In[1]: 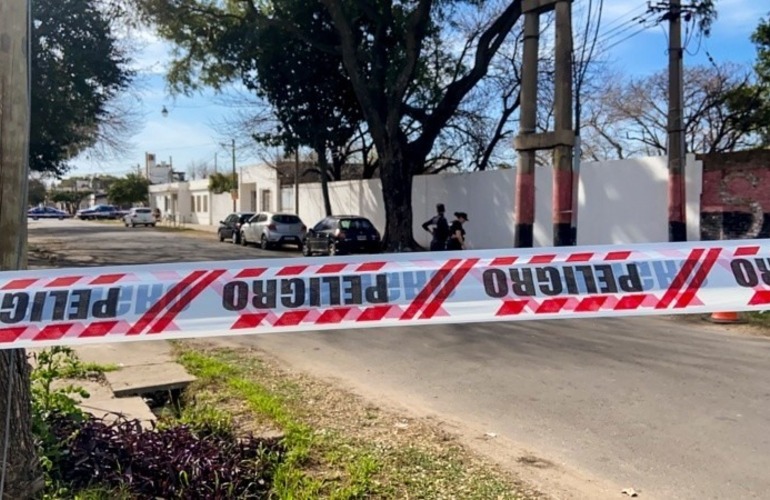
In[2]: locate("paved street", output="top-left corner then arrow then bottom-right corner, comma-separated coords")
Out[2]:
28,219 -> 770,500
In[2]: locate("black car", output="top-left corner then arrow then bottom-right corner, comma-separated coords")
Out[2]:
218,212 -> 256,244
302,216 -> 381,256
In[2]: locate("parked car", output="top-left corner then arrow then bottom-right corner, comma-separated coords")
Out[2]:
27,206 -> 70,220
217,212 -> 256,244
241,212 -> 306,250
77,204 -> 120,220
123,207 -> 156,227
302,216 -> 381,256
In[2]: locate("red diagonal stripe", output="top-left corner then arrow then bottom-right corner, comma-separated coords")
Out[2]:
536,298 -> 569,314
79,321 -> 119,338
89,274 -> 126,285
400,259 -> 462,320
735,246 -> 760,256
567,253 -> 594,262
615,294 -> 648,310
316,307 -> 352,324
655,249 -> 704,309
605,251 -> 632,261
127,270 -> 207,335
529,254 -> 556,264
420,259 -> 479,319
674,248 -> 722,308
277,265 -> 308,276
2,279 -> 38,290
0,327 -> 26,343
148,270 -> 226,334
34,323 -> 75,341
274,310 -> 309,326
491,257 -> 517,266
749,290 -> 770,305
356,262 -> 386,272
357,305 -> 392,321
317,263 -> 347,274
496,300 -> 527,316
575,296 -> 608,312
235,268 -> 267,278
232,313 -> 268,329
46,276 -> 83,287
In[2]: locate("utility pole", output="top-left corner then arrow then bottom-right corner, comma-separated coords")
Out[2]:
0,0 -> 43,497
214,152 -> 218,174
514,0 -> 575,248
667,0 -> 686,241
231,139 -> 237,211
513,9 -> 539,248
294,149 -> 300,215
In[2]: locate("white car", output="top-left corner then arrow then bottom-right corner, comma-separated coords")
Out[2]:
123,207 -> 156,227
240,212 -> 306,250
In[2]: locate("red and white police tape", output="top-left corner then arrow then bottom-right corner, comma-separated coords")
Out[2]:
0,239 -> 768,349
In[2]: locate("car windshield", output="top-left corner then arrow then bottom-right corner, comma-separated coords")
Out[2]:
239,213 -> 255,223
339,218 -> 373,230
272,215 -> 301,224
135,208 -> 151,214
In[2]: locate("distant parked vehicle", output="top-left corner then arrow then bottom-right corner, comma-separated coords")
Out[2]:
217,212 -> 256,244
241,212 -> 306,250
27,206 -> 70,220
77,204 -> 120,220
302,216 -> 381,256
124,207 -> 156,228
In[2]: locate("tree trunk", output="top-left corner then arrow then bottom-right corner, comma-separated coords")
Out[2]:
379,144 -> 419,252
1,0 -> 42,497
315,143 -> 333,216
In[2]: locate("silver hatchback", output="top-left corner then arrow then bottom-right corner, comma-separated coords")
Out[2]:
241,212 -> 306,250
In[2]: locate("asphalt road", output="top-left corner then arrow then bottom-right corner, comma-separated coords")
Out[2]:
28,219 -> 770,499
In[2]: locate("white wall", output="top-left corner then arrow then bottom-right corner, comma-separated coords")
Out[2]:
238,163 -> 280,213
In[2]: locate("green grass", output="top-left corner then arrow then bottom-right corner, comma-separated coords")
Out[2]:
176,346 -> 531,500
59,361 -> 119,379
747,311 -> 770,328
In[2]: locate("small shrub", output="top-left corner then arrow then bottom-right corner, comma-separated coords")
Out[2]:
48,416 -> 284,499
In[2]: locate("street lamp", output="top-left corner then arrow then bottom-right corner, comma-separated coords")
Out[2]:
161,106 -> 168,118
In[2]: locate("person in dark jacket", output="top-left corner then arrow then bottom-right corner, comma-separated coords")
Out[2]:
422,203 -> 449,251
446,212 -> 468,250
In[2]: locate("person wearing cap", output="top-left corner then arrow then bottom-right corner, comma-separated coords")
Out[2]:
446,212 -> 468,250
422,203 -> 449,251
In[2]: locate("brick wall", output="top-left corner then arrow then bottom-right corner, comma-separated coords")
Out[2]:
699,149 -> 770,240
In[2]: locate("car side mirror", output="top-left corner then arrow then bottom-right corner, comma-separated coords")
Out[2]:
308,228 -> 315,235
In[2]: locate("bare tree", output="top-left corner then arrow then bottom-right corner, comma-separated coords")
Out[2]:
582,62 -> 765,158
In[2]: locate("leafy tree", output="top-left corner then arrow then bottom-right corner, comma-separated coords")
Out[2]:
31,0 -> 134,176
28,179 -> 48,206
51,190 -> 93,214
107,174 -> 150,207
208,173 -> 238,195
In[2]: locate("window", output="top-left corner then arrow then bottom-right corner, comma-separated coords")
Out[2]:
261,190 -> 271,211
257,213 -> 268,223
340,218 -> 373,230
272,214 -> 301,224
203,195 -> 208,212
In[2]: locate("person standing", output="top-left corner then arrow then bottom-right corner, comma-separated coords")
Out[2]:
422,203 -> 449,251
446,212 -> 468,250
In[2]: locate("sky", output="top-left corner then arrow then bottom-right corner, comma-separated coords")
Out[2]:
67,0 -> 768,178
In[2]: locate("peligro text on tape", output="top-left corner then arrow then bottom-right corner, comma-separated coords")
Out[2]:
0,239 -> 768,349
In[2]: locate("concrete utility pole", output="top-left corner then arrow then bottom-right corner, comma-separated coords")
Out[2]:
231,139 -> 237,211
514,0 -> 575,248
667,0 -> 686,241
0,0 -> 42,497
294,149 -> 300,215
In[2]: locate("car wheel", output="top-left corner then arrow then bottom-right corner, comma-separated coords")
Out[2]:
150,223 -> 156,227
58,216 -> 64,220
297,242 -> 304,252
302,241 -> 312,257
241,232 -> 248,246
131,223 -> 136,228
260,234 -> 270,250
218,230 -> 225,242
231,231 -> 239,244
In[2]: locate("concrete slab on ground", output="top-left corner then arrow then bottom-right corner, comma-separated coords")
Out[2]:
73,341 -> 175,367
105,362 -> 197,397
57,379 -> 157,427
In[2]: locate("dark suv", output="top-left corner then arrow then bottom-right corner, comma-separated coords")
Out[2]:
218,212 -> 256,244
302,216 -> 381,256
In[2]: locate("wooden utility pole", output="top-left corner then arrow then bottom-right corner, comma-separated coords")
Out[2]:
514,0 -> 575,248
0,0 -> 43,497
667,0 -> 687,241
231,138 -> 237,211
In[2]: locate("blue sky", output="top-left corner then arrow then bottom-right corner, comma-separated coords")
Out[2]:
68,0 -> 768,178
